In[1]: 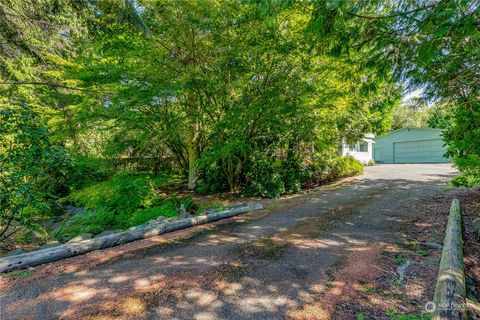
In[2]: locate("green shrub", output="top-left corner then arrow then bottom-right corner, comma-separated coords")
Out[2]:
243,149 -> 317,198
68,170 -> 174,214
129,202 -> 179,226
281,151 -> 310,194
385,308 -> 431,320
54,209 -> 112,238
198,149 -> 363,199
244,155 -> 286,198
451,155 -> 480,188
451,174 -> 480,188
55,171 -> 184,239
331,155 -> 365,178
307,155 -> 364,186
196,161 -> 230,195
54,200 -> 184,240
65,156 -> 113,191
0,105 -> 72,241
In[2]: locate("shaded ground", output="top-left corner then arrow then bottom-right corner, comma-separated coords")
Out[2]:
0,164 -> 459,320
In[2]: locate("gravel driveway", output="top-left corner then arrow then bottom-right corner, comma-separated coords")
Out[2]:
0,164 -> 457,320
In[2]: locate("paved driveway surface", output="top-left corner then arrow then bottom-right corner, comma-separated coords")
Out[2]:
0,164 -> 456,320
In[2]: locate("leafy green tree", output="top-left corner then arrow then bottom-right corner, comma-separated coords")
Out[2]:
66,0 -> 397,194
310,0 -> 480,182
0,102 -> 71,240
425,101 -> 454,130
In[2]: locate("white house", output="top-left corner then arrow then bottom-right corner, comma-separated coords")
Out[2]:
342,133 -> 375,164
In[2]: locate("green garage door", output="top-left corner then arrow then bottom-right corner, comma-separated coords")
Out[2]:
394,139 -> 446,163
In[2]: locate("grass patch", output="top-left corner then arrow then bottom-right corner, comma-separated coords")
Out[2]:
385,308 -> 431,320
232,238 -> 288,260
3,268 -> 34,280
359,284 -> 378,293
395,241 -> 429,257
394,253 -> 409,265
356,312 -> 366,320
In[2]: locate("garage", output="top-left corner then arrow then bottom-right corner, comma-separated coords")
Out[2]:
373,128 -> 450,164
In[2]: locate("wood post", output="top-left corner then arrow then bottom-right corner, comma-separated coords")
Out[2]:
433,198 -> 467,319
0,203 -> 263,273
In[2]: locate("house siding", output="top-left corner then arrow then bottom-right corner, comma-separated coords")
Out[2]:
373,128 -> 449,164
342,138 -> 374,164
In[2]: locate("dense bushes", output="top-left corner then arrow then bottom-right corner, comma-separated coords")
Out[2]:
243,151 -> 311,198
65,156 -> 113,191
0,105 -> 72,241
305,155 -> 364,187
330,156 -> 365,178
252,155 -> 364,198
55,171 -> 185,239
1,1 -> 389,245
69,170 -> 161,216
450,155 -> 480,188
199,151 -> 364,198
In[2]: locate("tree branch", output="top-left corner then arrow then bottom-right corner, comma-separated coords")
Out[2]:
347,1 -> 443,20
0,81 -> 109,93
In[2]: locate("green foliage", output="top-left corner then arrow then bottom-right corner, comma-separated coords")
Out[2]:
391,99 -> 430,131
0,103 -> 71,240
356,312 -> 366,320
65,156 -> 113,191
244,155 -> 287,198
196,161 -> 230,195
451,174 -> 480,188
386,308 -> 431,320
243,155 -> 364,198
55,171 -> 185,239
129,204 -> 178,226
65,0 -> 395,195
391,99 -> 454,131
54,200 -> 180,240
330,156 -> 365,178
4,269 -> 34,281
425,102 -> 454,130
68,170 -> 172,216
310,0 -> 479,185
1,1 -> 410,242
451,156 -> 480,188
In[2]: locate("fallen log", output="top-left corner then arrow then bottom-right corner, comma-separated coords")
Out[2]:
433,198 -> 467,320
0,203 -> 263,273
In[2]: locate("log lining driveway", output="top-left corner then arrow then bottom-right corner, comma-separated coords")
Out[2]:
0,164 -> 456,320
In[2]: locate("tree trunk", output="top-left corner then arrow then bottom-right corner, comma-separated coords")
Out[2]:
187,126 -> 200,190
224,155 -> 242,193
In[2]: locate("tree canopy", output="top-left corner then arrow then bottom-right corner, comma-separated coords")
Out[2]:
0,0 -> 478,242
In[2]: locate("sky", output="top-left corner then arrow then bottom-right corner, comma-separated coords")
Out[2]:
402,88 -> 424,103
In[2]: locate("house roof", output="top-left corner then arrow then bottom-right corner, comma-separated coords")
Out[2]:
387,127 -> 443,134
